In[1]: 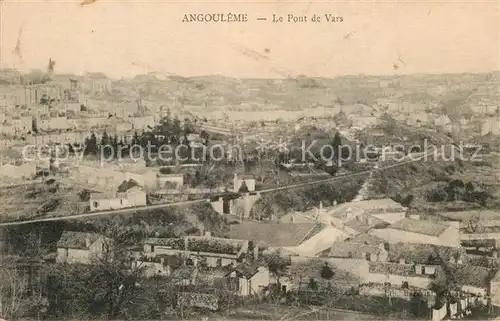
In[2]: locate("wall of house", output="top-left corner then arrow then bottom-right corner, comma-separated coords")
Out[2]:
249,267 -> 270,295
238,278 -> 250,296
56,248 -> 69,263
461,285 -> 487,296
90,197 -> 123,211
492,281 -> 500,308
432,303 -> 447,321
66,248 -> 91,264
89,236 -> 106,261
127,190 -> 147,207
365,273 -> 432,289
369,228 -> 442,246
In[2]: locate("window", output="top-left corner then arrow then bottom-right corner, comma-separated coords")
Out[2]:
120,199 -> 123,205
150,245 -> 154,252
93,201 -> 99,208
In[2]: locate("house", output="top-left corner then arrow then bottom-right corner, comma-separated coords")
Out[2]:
369,218 -> 460,247
226,263 -> 271,296
387,242 -> 466,267
228,222 -> 344,256
452,265 -> 493,297
89,186 -> 147,211
326,240 -> 388,262
323,198 -> 406,228
366,261 -> 438,289
143,233 -> 252,267
56,231 -> 110,264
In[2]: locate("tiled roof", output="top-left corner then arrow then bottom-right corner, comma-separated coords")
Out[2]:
388,218 -> 449,237
388,242 -> 465,265
346,233 -> 386,246
328,241 -> 381,258
144,238 -> 184,249
56,231 -> 101,250
439,210 -> 500,222
185,236 -> 246,255
369,262 -> 419,277
344,215 -> 388,233
227,262 -> 263,279
228,222 -> 319,247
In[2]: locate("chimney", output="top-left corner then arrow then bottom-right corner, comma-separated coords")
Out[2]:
85,236 -> 90,248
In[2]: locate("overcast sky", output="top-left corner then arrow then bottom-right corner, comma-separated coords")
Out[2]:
1,0 -> 498,78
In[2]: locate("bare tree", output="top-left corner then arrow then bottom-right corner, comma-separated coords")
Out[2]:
0,266 -> 28,319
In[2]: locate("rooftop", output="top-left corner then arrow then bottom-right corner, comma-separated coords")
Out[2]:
228,222 -> 320,247
388,218 -> 450,237
56,231 -> 102,250
388,242 -> 465,265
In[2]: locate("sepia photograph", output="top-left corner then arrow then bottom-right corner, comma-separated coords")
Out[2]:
0,0 -> 499,320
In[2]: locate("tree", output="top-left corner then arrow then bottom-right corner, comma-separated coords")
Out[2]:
267,251 -> 287,287
320,262 -> 334,280
0,267 -> 28,319
100,131 -> 112,158
84,133 -> 98,155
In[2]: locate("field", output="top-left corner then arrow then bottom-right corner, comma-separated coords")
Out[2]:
0,182 -> 87,221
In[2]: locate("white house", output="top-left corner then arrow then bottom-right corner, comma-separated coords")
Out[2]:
369,218 -> 460,247
226,263 -> 271,296
89,186 -> 147,211
56,231 -> 110,264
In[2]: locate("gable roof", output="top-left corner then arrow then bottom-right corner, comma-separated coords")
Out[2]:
388,218 -> 449,237
328,241 -> 381,258
346,233 -> 386,246
57,231 -> 101,250
228,222 -> 320,247
344,215 -> 388,233
227,262 -> 265,279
